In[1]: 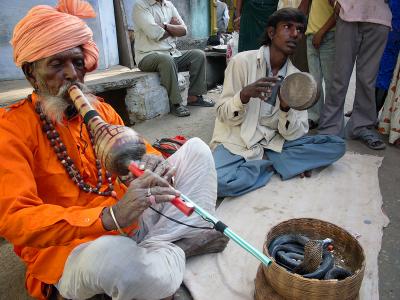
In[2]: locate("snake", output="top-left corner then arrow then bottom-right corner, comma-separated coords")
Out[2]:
324,266 -> 353,280
268,234 -> 353,280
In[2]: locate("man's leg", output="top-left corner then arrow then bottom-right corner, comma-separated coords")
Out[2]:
56,235 -> 185,300
318,18 -> 359,137
266,135 -> 345,180
345,23 -> 390,138
212,144 -> 274,197
318,31 -> 336,122
306,34 -> 324,126
138,53 -> 183,106
135,138 -> 228,256
174,49 -> 208,101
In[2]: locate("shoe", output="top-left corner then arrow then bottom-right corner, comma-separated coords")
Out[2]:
171,104 -> 190,117
357,127 -> 386,150
187,95 -> 215,107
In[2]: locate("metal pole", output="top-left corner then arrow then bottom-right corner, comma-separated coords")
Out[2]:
180,194 -> 271,266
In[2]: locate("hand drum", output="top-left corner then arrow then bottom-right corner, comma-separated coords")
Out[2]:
280,72 -> 318,111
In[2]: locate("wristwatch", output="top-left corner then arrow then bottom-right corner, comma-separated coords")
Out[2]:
163,22 -> 168,31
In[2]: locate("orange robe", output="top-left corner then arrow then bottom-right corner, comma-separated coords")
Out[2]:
0,93 -> 160,299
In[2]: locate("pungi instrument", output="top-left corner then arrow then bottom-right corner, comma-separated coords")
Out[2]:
69,85 -> 271,266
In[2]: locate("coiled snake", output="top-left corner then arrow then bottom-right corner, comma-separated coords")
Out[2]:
268,234 -> 352,280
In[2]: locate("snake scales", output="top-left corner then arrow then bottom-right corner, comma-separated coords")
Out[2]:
268,234 -> 352,280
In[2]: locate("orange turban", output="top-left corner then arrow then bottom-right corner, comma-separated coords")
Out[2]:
11,0 -> 99,72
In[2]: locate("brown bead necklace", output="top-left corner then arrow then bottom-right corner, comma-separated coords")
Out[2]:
34,102 -> 115,197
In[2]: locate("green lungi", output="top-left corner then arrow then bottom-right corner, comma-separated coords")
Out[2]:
238,0 -> 279,52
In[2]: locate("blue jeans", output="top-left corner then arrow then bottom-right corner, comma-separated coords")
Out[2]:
213,134 -> 345,197
306,31 -> 335,123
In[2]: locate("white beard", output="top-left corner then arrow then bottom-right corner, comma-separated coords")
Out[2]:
37,83 -> 98,124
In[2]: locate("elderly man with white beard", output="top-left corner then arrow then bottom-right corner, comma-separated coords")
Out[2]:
0,1 -> 228,300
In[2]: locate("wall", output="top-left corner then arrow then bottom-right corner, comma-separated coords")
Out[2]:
189,0 -> 209,39
0,0 -> 119,80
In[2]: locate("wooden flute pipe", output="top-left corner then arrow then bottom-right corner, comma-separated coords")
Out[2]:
68,85 -> 146,176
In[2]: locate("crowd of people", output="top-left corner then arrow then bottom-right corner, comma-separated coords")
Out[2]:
0,0 -> 398,299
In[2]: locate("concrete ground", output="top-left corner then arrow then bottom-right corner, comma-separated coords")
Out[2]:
1,87 -> 399,300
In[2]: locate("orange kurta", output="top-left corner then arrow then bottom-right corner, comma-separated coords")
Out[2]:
0,93 -> 160,299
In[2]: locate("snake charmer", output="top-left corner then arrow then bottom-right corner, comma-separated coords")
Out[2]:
0,1 -> 228,299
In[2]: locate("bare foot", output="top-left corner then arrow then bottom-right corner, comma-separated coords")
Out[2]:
175,231 -> 229,258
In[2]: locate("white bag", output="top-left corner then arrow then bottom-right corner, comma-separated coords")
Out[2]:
226,31 -> 239,64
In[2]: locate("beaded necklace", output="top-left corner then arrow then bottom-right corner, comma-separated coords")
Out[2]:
34,100 -> 115,197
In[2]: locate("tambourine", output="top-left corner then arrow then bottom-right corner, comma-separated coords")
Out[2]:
279,72 -> 319,111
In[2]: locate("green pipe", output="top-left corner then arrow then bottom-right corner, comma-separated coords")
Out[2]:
180,194 -> 271,266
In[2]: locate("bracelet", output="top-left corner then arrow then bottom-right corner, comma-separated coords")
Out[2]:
109,206 -> 127,236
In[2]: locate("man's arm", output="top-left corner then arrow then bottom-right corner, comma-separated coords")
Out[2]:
163,19 -> 186,38
167,5 -> 187,37
311,13 -> 336,49
0,125 -> 111,248
234,0 -> 243,30
298,0 -> 311,15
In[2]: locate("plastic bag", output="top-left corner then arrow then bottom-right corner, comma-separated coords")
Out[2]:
226,31 -> 239,64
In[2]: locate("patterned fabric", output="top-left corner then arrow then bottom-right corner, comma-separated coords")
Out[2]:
378,54 -> 400,144
376,0 -> 400,90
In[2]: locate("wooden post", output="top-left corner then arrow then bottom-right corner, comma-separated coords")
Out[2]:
113,0 -> 135,68
210,0 -> 218,35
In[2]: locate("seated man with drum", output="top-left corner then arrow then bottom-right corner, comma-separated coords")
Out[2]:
210,8 -> 345,197
0,1 -> 228,299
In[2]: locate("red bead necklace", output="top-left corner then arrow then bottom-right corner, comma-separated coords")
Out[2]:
35,102 -> 115,196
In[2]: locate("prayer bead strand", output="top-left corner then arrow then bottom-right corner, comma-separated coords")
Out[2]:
35,103 -> 114,196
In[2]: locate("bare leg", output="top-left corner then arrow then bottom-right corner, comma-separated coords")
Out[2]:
175,231 -> 229,258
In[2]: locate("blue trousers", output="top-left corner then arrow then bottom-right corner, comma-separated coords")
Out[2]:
213,135 -> 345,197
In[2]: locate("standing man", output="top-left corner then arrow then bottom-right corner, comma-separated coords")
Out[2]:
211,8 -> 345,197
133,0 -> 215,117
217,0 -> 230,34
301,0 -> 336,129
318,0 -> 392,150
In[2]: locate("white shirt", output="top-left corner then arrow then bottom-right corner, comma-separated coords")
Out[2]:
210,46 -> 309,160
132,0 -> 187,64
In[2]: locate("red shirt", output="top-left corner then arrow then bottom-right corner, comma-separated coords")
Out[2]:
0,93 -> 160,299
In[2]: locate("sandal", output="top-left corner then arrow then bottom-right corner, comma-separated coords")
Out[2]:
171,105 -> 190,117
187,95 -> 215,107
357,127 -> 386,150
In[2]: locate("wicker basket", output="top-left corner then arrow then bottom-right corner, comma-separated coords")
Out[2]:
259,218 -> 365,300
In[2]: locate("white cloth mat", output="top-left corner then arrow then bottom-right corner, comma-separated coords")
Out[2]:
184,152 -> 388,300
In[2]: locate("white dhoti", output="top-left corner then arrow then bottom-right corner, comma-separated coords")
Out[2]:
56,138 -> 217,300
